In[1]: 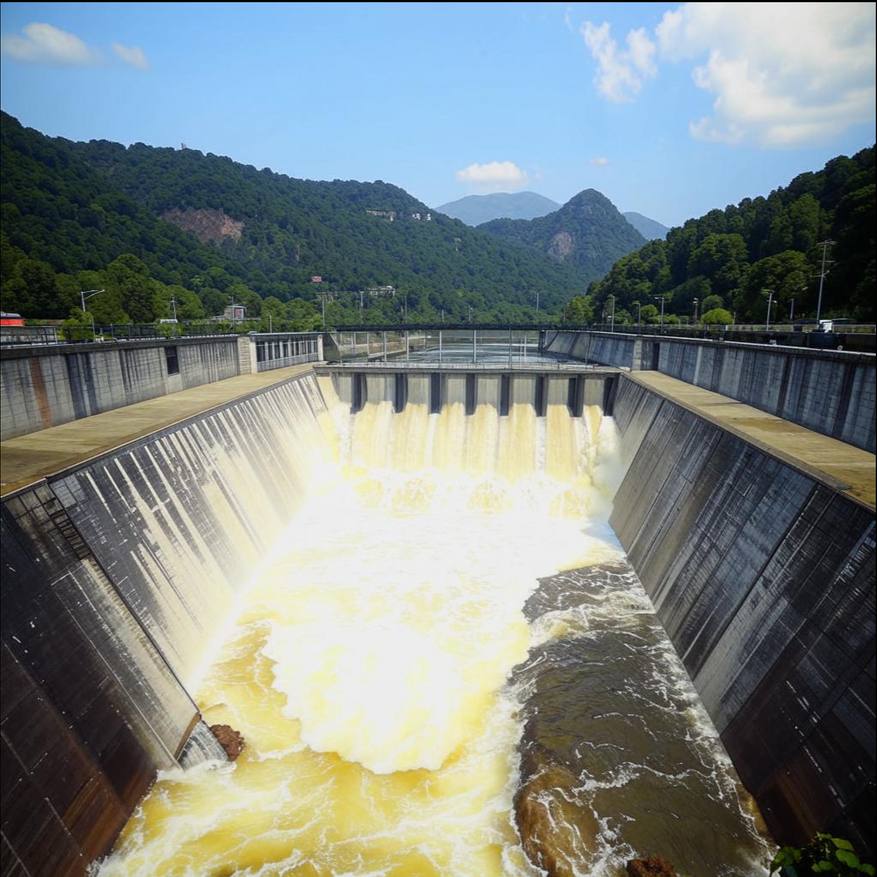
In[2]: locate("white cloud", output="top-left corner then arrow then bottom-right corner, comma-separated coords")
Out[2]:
657,3 -> 876,146
112,42 -> 149,70
455,161 -> 528,190
577,3 -> 876,147
1,22 -> 97,66
590,157 -> 610,166
581,21 -> 657,102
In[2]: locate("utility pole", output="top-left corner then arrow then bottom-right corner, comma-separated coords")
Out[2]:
815,239 -> 835,324
609,294 -> 615,332
170,297 -> 178,321
693,297 -> 699,324
636,301 -> 642,326
763,289 -> 775,331
534,291 -> 540,318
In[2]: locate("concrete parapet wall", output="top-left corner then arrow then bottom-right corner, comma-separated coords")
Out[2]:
0,333 -> 324,441
545,330 -> 876,451
611,375 -> 876,851
1,337 -> 239,440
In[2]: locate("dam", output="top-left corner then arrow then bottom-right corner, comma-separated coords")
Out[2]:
1,331 -> 874,876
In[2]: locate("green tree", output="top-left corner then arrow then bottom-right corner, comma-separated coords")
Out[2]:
106,254 -> 155,322
286,298 -> 322,330
701,294 -> 724,312
740,250 -> 809,321
688,233 -> 749,298
701,307 -> 734,325
640,303 -> 660,324
561,294 -> 594,325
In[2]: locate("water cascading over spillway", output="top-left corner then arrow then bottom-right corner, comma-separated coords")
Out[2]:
95,375 -> 772,876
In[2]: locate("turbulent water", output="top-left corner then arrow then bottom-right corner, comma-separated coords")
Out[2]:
95,377 -> 772,877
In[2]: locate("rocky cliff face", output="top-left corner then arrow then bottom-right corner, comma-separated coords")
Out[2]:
162,207 -> 244,245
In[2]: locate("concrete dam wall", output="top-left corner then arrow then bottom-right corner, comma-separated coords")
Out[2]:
544,330 -> 876,452
610,374 -> 875,851
1,373 -> 331,875
1,363 -> 873,873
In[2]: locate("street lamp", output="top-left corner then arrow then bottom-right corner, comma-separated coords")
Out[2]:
80,288 -> 104,313
79,288 -> 104,335
763,289 -> 775,331
608,294 -> 616,332
693,297 -> 699,324
653,295 -> 666,328
635,301 -> 642,326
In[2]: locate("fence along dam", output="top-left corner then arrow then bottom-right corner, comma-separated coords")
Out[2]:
1,354 -> 874,875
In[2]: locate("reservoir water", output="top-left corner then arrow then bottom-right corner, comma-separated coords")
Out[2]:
94,377 -> 772,876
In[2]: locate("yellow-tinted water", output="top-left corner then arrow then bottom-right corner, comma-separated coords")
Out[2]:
96,396 -> 623,877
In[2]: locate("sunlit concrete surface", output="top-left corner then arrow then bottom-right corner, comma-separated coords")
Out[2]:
0,363 -> 315,496
628,371 -> 875,511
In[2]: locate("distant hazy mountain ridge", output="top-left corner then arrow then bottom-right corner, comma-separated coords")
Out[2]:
436,191 -> 560,225
623,211 -> 669,240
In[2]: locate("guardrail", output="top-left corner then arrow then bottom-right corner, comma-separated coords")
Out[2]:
1,322 -> 323,346
319,361 -> 613,372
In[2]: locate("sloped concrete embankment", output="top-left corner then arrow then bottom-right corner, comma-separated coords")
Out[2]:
610,374 -> 875,852
1,373 -> 329,875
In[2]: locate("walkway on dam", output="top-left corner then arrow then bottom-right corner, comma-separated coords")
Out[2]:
0,363 -> 315,497
629,371 -> 876,511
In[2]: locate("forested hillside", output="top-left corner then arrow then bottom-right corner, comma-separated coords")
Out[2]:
478,189 -> 646,283
0,112 -> 588,325
588,147 -> 875,323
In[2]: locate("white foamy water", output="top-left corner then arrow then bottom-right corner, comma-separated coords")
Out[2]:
95,382 -> 765,876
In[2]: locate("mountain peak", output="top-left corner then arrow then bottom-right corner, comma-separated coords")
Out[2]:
477,188 -> 646,283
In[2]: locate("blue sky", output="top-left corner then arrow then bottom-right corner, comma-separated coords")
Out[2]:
1,2 -> 874,226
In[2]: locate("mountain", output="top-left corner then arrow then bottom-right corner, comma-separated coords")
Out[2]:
477,189 -> 647,284
623,211 -> 669,240
590,146 -> 875,323
436,191 -> 560,226
0,112 -> 589,323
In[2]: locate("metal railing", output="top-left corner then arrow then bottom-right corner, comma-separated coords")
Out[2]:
320,360 -> 613,372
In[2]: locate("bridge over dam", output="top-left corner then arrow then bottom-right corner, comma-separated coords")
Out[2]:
0,331 -> 874,875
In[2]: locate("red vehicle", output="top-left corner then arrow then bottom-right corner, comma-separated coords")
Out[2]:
0,312 -> 25,327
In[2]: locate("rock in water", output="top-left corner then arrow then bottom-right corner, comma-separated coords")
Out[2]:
626,856 -> 678,876
210,724 -> 245,760
514,745 -> 600,876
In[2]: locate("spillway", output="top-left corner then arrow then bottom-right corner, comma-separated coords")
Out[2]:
78,374 -> 767,876
2,363 -> 872,876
